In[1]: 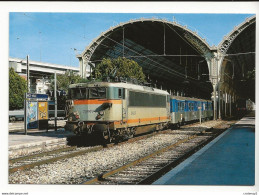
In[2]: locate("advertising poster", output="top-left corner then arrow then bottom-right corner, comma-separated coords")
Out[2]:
38,101 -> 48,120
26,101 -> 38,129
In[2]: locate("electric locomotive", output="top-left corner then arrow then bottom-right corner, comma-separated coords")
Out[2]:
65,81 -> 170,142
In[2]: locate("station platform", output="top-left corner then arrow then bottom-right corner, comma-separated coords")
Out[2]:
9,129 -> 74,158
153,112 -> 255,185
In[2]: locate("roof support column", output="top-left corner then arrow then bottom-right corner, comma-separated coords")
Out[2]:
213,85 -> 217,120
209,50 -> 219,120
163,23 -> 166,55
229,94 -> 232,117
122,27 -> 125,57
78,55 -> 85,78
225,92 -> 227,117
218,82 -> 221,119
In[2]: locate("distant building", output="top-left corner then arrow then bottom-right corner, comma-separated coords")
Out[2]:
9,57 -> 79,94
36,78 -> 51,94
246,99 -> 255,110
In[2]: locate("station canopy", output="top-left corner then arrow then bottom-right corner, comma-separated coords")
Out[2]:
82,18 -> 213,99
218,16 -> 255,101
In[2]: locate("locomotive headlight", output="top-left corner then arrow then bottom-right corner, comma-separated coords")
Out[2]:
74,112 -> 80,119
96,111 -> 104,120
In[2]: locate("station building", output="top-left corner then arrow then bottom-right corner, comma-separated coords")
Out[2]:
9,57 -> 80,94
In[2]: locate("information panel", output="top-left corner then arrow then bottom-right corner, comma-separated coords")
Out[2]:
38,101 -> 48,120
26,101 -> 38,129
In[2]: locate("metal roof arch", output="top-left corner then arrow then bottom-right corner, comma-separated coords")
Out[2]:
218,15 -> 255,55
80,17 -> 213,63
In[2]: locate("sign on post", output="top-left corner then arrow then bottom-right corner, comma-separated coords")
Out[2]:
38,101 -> 48,120
24,93 -> 49,134
26,101 -> 38,129
27,93 -> 48,99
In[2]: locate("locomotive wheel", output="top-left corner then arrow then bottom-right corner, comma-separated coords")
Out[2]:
102,129 -> 112,144
10,117 -> 16,122
177,122 -> 181,129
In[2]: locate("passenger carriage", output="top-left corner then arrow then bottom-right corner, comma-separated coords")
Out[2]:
169,96 -> 213,126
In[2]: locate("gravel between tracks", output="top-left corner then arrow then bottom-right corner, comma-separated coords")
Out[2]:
9,133 -> 191,184
9,120 -> 226,184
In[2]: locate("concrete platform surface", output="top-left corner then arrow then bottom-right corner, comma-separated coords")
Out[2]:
9,120 -> 66,132
153,113 -> 255,185
9,129 -> 73,146
9,129 -> 74,157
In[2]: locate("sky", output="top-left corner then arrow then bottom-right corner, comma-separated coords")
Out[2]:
9,13 -> 254,67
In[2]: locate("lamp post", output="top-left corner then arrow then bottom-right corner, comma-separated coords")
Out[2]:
39,31 -> 42,61
54,72 -> 57,131
27,55 -> 30,93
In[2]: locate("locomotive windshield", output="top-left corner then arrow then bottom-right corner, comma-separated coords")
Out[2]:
89,87 -> 106,99
68,87 -> 106,100
70,88 -> 88,100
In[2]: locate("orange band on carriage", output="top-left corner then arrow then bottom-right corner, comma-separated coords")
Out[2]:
74,99 -> 122,105
114,116 -> 169,125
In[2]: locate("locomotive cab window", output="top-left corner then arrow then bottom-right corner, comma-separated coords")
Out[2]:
118,88 -> 125,99
70,88 -> 88,100
89,87 -> 106,99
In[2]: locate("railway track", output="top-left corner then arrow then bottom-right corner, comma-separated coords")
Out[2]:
9,128 -> 184,174
9,145 -> 105,174
82,128 -> 222,185
9,120 -> 231,184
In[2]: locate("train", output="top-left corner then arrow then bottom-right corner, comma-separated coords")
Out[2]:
65,81 -> 213,142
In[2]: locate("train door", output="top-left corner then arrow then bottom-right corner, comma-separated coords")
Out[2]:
119,88 -> 127,122
166,95 -> 170,121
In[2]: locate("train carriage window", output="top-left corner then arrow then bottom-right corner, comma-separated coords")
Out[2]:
129,91 -> 166,107
118,88 -> 125,99
118,88 -> 122,98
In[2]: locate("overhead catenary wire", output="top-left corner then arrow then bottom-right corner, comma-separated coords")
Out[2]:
221,51 -> 255,57
98,35 -> 200,82
95,42 -> 188,81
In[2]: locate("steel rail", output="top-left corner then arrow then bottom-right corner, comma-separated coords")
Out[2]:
82,134 -> 198,185
9,129 -> 179,174
9,121 -> 216,175
137,130 -> 223,184
9,146 -> 77,164
9,145 -> 103,174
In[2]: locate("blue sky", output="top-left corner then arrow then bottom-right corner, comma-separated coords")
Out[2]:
9,13 -> 254,67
